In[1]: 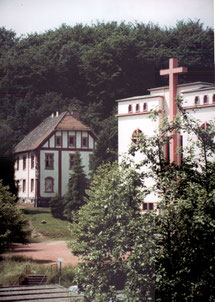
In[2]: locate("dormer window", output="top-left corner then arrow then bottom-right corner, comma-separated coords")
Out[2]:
68,135 -> 75,148
143,103 -> 148,111
203,95 -> 208,104
82,137 -> 89,148
55,136 -> 62,147
136,104 -> 140,112
128,105 -> 132,113
194,96 -> 199,105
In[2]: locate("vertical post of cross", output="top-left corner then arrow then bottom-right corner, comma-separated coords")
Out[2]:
160,58 -> 188,164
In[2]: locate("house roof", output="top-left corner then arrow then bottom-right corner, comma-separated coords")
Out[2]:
14,112 -> 94,154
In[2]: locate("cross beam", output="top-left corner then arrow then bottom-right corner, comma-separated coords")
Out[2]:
160,58 -> 188,163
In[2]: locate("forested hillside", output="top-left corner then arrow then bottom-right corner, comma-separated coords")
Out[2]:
0,20 -> 213,188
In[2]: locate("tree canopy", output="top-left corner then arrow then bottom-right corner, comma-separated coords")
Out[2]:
0,20 -> 213,187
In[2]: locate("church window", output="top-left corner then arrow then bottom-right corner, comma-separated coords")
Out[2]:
44,177 -> 54,193
45,154 -> 54,169
31,155 -> 34,169
143,103 -> 148,111
131,129 -> 142,145
213,94 -> 215,104
128,105 -> 132,113
55,136 -> 62,147
200,122 -> 213,144
31,179 -> 34,192
82,136 -> 88,148
23,156 -> 26,170
136,104 -> 140,112
194,96 -> 199,105
23,179 -> 26,192
68,135 -> 75,148
203,95 -> 208,104
143,202 -> 154,211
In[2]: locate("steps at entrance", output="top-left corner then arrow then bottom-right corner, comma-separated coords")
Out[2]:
21,275 -> 47,286
0,285 -> 83,301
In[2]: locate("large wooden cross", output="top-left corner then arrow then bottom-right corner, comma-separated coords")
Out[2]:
160,58 -> 188,163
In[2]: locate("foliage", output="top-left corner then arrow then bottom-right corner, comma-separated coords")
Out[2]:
69,161 -> 157,301
49,195 -> 65,220
69,98 -> 215,301
129,100 -> 215,301
63,152 -> 88,221
0,180 -> 28,254
0,255 -> 77,288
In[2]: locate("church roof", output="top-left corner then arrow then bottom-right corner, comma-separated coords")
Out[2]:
14,112 -> 93,153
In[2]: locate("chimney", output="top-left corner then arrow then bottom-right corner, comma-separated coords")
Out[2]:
71,111 -> 80,119
51,113 -> 54,118
56,111 -> 59,117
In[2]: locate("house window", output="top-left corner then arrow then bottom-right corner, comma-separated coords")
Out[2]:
31,179 -> 34,192
131,129 -> 142,144
203,95 -> 208,104
136,104 -> 140,112
16,157 -> 19,170
31,155 -> 34,169
23,179 -> 26,192
45,154 -> 54,170
213,94 -> 215,104
69,153 -> 80,170
82,137 -> 88,148
194,96 -> 199,105
23,156 -> 26,170
69,154 -> 75,169
143,103 -> 148,111
128,105 -> 132,113
143,202 -> 154,211
44,177 -> 54,193
89,154 -> 94,170
16,180 -> 20,191
68,135 -> 75,148
55,136 -> 62,147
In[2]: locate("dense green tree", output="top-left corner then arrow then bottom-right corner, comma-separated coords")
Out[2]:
69,161 -> 157,301
63,152 -> 88,221
0,180 -> 28,254
0,20 -> 213,188
49,194 -> 65,220
69,97 -> 215,301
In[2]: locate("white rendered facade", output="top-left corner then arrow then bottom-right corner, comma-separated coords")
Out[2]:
14,112 -> 96,206
117,81 -> 215,210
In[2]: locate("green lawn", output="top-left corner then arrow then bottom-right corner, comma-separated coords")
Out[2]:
23,208 -> 71,241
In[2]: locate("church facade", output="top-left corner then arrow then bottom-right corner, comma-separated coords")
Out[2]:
117,58 -> 215,210
14,111 -> 96,206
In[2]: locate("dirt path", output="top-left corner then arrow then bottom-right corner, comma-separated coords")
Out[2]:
6,241 -> 79,266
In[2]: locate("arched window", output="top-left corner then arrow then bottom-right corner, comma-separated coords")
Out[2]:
128,105 -> 132,113
200,122 -> 214,144
131,129 -> 142,144
45,177 -> 54,193
194,96 -> 199,105
136,104 -> 140,112
143,103 -> 148,111
203,95 -> 208,104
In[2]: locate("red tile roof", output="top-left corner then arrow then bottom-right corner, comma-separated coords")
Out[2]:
14,112 -> 94,153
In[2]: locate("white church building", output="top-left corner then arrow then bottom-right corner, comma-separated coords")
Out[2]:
117,58 -> 215,211
14,111 -> 96,207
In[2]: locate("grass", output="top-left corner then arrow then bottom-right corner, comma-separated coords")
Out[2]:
0,255 -> 77,287
22,208 -> 72,242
